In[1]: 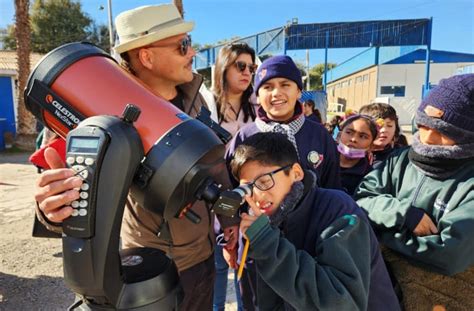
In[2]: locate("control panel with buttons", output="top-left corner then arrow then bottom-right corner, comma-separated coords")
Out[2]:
62,126 -> 109,238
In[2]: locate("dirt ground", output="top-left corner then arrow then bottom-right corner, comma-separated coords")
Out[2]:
0,152 -> 74,310
0,152 -> 237,310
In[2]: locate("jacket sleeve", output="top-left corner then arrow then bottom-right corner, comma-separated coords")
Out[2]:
387,191 -> 474,276
354,155 -> 416,230
246,214 -> 371,311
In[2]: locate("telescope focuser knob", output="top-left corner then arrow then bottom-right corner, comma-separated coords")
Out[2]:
122,104 -> 141,123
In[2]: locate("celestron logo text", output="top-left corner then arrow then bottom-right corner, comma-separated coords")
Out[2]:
46,95 -> 81,127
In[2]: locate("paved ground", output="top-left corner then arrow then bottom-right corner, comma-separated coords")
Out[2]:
0,151 -> 238,310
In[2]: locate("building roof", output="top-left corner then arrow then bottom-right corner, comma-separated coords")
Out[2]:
327,47 -> 474,83
0,50 -> 44,73
384,49 -> 474,64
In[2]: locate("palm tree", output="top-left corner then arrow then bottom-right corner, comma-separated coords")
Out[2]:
14,0 -> 37,150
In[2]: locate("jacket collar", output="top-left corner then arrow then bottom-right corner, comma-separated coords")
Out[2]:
177,73 -> 204,116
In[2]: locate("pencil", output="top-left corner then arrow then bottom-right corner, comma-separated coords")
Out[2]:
237,239 -> 250,281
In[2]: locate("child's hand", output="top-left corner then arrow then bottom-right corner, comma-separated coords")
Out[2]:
239,195 -> 262,238
413,213 -> 439,236
223,246 -> 238,269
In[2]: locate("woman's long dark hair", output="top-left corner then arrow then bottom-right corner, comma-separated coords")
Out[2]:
212,42 -> 256,123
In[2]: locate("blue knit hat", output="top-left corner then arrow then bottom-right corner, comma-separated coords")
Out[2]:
416,74 -> 474,142
254,55 -> 303,95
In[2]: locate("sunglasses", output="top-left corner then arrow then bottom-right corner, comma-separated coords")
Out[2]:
146,35 -> 192,56
234,61 -> 258,74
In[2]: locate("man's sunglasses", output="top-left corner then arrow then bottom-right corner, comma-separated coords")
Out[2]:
146,35 -> 192,56
234,61 -> 258,74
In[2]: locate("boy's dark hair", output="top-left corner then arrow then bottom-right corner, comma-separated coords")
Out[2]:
230,132 -> 298,179
359,103 -> 400,138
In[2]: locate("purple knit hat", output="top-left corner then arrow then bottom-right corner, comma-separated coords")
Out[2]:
416,74 -> 474,142
254,55 -> 303,95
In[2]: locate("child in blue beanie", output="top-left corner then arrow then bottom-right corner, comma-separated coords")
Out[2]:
355,74 -> 474,309
226,55 -> 341,189
233,132 -> 399,310
225,54 -> 342,310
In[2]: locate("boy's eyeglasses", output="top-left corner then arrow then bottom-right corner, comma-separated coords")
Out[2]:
146,35 -> 192,56
247,164 -> 291,192
234,61 -> 258,74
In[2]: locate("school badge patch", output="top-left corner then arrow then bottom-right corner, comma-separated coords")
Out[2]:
307,151 -> 324,169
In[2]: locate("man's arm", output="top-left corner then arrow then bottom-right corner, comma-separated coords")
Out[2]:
245,215 -> 371,311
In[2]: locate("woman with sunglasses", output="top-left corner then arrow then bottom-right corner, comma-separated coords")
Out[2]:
212,43 -> 258,135
211,42 -> 258,311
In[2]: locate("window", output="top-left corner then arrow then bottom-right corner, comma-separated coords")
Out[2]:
380,86 -> 406,97
355,76 -> 362,83
363,74 -> 369,81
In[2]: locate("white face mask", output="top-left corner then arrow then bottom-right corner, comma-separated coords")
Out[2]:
337,142 -> 367,159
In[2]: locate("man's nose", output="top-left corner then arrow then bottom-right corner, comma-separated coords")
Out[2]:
188,46 -> 196,57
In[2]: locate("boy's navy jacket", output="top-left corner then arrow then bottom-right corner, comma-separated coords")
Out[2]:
340,157 -> 372,195
226,118 -> 342,190
245,174 -> 400,310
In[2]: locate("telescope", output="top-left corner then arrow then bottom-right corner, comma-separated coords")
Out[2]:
25,42 -> 248,310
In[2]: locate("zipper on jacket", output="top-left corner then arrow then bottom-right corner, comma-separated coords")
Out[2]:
410,174 -> 427,207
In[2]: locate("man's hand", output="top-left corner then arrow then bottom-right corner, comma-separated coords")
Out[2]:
34,147 -> 82,223
413,213 -> 439,237
239,195 -> 262,238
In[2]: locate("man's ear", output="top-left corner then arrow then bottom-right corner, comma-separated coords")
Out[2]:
137,48 -> 154,70
292,163 -> 304,182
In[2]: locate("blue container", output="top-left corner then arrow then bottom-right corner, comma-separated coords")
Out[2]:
0,118 -> 6,151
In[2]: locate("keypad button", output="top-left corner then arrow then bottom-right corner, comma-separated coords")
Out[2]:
80,183 -> 90,191
79,170 -> 89,179
79,200 -> 88,208
71,209 -> 79,217
76,156 -> 85,164
80,192 -> 89,199
72,165 -> 86,173
85,158 -> 94,166
71,201 -> 79,208
66,157 -> 75,165
79,209 -> 88,216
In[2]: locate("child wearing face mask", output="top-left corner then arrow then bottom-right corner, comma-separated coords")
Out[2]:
337,115 -> 379,195
355,74 -> 474,310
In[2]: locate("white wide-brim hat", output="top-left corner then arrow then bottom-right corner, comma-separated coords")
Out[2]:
114,4 -> 194,54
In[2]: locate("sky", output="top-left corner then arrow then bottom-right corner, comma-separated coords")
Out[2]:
1,0 -> 473,66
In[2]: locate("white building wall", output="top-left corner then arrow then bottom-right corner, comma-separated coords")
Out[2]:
376,62 -> 474,125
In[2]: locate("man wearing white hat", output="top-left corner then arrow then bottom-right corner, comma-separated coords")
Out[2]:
115,4 -> 240,310
33,4 -> 238,310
